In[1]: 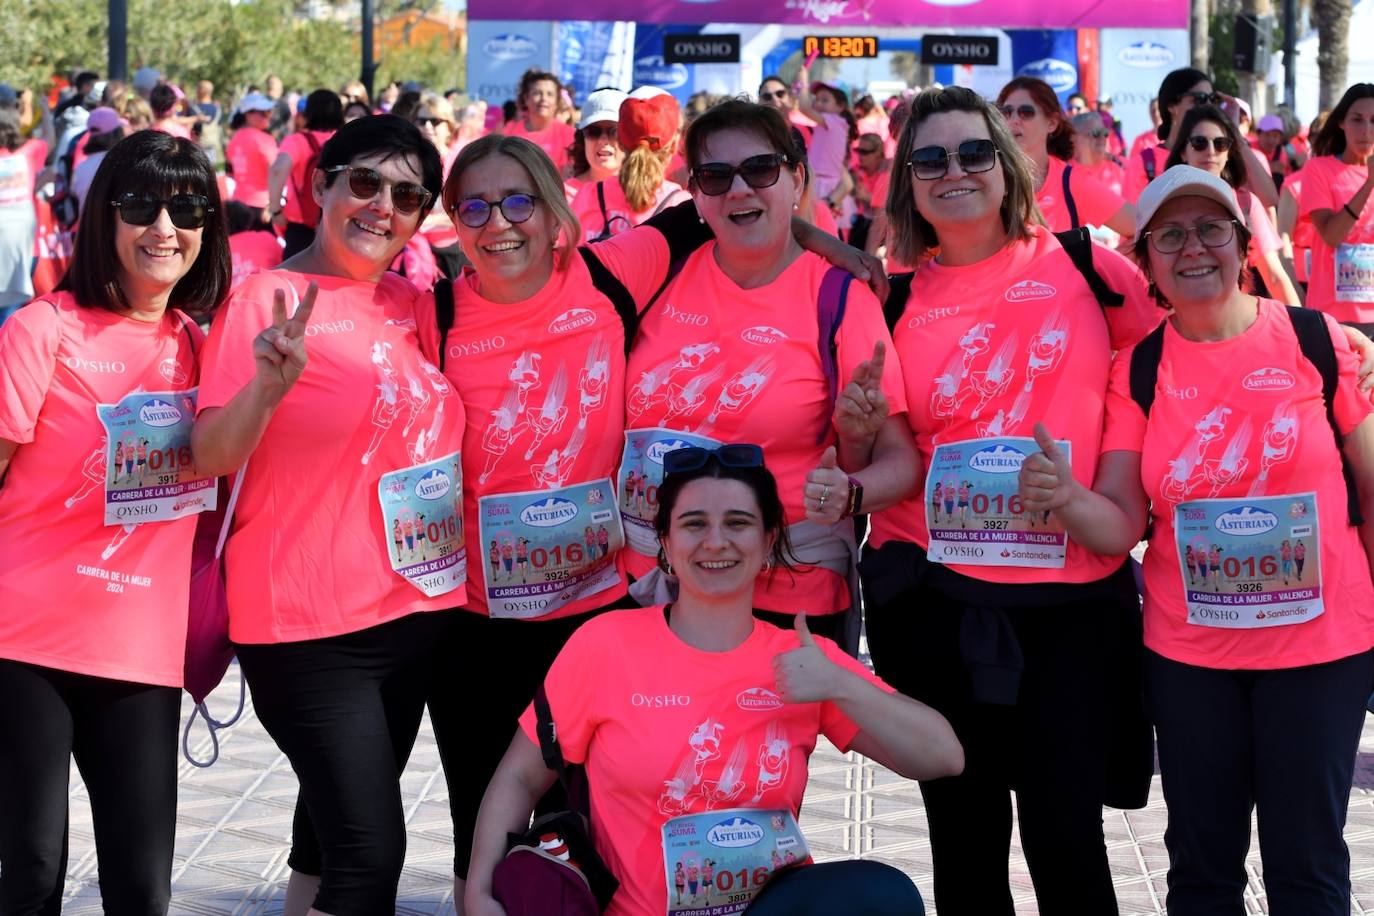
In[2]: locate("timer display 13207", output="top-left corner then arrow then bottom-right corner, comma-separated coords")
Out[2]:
803,35 -> 879,58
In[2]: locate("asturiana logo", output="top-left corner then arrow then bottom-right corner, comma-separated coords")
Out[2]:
969,443 -> 1026,474
1017,58 -> 1077,93
1242,367 -> 1296,391
548,308 -> 597,335
740,325 -> 788,345
139,398 -> 182,428
521,496 -> 579,528
736,687 -> 784,711
1004,279 -> 1057,302
1119,41 -> 1175,68
633,56 -> 688,90
1214,506 -> 1278,536
706,816 -> 766,848
483,33 -> 537,61
159,357 -> 188,385
414,469 -> 453,501
646,439 -> 694,465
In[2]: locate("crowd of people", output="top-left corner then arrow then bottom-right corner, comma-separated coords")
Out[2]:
0,57 -> 1373,916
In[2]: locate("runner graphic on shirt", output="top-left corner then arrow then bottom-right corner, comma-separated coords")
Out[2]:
407,358 -> 451,464
523,363 -> 569,460
699,740 -> 750,810
705,355 -> 776,425
665,365 -> 725,427
968,333 -> 1019,420
1160,405 -> 1234,507
1249,401 -> 1300,496
1008,310 -> 1069,426
750,721 -> 790,802
1201,416 -> 1254,498
362,341 -> 431,466
480,387 -> 530,485
627,343 -> 720,421
67,443 -> 108,509
577,334 -> 611,429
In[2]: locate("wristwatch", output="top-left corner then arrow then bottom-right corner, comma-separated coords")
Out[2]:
843,475 -> 864,517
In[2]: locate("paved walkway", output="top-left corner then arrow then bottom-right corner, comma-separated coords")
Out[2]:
53,661 -> 1374,915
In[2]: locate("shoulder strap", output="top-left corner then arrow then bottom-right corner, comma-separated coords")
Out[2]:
1286,305 -> 1363,526
1062,163 -> 1080,230
1141,145 -> 1157,182
1054,228 -> 1124,308
1128,320 -> 1168,418
816,266 -> 854,445
596,180 -> 611,239
532,683 -> 566,776
434,278 -> 455,372
883,272 -> 914,334
578,246 -> 639,357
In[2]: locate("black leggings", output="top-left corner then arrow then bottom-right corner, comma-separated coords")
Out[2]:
235,611 -> 447,916
0,659 -> 180,916
745,860 -> 925,914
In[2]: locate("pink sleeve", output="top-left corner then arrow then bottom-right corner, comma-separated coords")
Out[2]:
197,274 -> 279,412
1123,152 -> 1150,203
1323,312 -> 1374,436
278,132 -> 305,163
815,637 -> 895,752
1246,195 -> 1282,256
586,226 -> 672,307
1069,165 -> 1129,227
0,302 -> 60,443
835,281 -> 908,415
1101,348 -> 1149,454
1299,161 -> 1335,218
1088,243 -> 1163,350
516,623 -> 603,765
415,289 -> 441,366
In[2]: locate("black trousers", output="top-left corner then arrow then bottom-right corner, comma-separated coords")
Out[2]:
1146,648 -> 1374,916
0,659 -> 180,916
235,611 -> 447,916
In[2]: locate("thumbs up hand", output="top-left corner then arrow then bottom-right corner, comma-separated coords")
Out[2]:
772,613 -> 843,704
804,445 -> 848,525
1019,423 -> 1077,514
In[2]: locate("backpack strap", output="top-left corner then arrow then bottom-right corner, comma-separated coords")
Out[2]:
883,272 -> 915,334
1062,163 -> 1080,230
1054,228 -> 1125,308
594,181 -> 613,242
1286,305 -> 1364,526
533,683 -> 590,815
816,266 -> 854,445
577,246 -> 641,357
1127,319 -> 1167,418
434,278 -> 455,372
1141,145 -> 1157,182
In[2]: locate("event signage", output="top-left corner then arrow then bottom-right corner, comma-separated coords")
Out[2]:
922,35 -> 1000,65
802,35 -> 880,58
664,33 -> 741,63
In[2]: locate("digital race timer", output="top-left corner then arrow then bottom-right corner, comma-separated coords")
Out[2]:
802,35 -> 879,59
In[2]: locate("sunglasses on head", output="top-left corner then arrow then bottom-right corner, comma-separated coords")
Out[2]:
1186,134 -> 1232,153
583,124 -> 618,142
998,104 -> 1038,121
110,191 -> 213,229
909,139 -> 999,180
662,444 -> 766,477
324,165 -> 433,214
690,154 -> 790,197
1188,91 -> 1222,106
453,192 -> 541,228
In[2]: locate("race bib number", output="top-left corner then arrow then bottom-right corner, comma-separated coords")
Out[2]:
925,436 -> 1070,568
1174,493 -> 1323,629
1335,243 -> 1374,302
478,478 -> 624,619
378,451 -> 466,598
618,429 -> 722,557
97,388 -> 216,526
662,808 -> 811,916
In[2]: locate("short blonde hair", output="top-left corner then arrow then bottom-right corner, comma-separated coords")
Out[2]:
417,92 -> 456,128
886,87 -> 1042,266
443,134 -> 581,268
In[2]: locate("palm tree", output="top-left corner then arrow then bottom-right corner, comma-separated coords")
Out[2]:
1311,0 -> 1352,109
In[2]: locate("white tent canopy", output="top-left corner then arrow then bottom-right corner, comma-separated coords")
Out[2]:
1289,0 -> 1374,124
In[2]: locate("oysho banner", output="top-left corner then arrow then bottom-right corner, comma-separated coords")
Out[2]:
467,20 -> 558,107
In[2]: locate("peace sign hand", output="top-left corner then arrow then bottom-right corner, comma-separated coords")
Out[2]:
252,281 -> 317,401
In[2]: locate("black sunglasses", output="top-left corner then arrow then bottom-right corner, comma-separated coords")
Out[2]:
583,124 -> 618,142
662,444 -> 765,477
325,165 -> 432,214
1188,92 -> 1223,106
690,154 -> 790,197
1186,135 -> 1233,153
453,193 -> 541,228
761,89 -> 789,101
110,191 -> 213,229
998,104 -> 1038,121
415,116 -> 447,128
857,145 -> 882,155
909,139 -> 999,180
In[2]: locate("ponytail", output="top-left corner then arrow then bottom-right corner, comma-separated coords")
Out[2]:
620,141 -> 668,212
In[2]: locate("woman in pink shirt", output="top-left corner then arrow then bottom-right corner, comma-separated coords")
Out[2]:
193,117 -> 463,916
267,89 -> 344,258
0,131 -> 230,913
464,447 -> 960,916
1021,166 -> 1374,914
226,92 -> 278,222
503,69 -> 575,176
564,88 -> 627,205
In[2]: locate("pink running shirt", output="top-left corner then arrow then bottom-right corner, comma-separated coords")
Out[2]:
1037,156 -> 1129,233
1299,154 -> 1374,324
277,129 -> 334,225
506,120 -> 575,175
570,176 -> 689,241
228,230 -> 283,288
227,126 -> 278,209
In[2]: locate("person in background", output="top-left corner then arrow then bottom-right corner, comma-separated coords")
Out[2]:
504,69 -> 574,175
131,66 -> 160,101
1065,93 -> 1090,117
267,89 -> 343,258
149,84 -> 190,139
851,131 -> 891,255
343,100 -> 370,123
854,94 -> 890,150
1132,100 -> 1165,159
0,109 -> 37,322
795,72 -> 858,233
1257,113 -> 1305,189
1098,97 -> 1126,158
264,74 -> 291,139
759,75 -> 815,148
1072,111 -> 1126,197
227,200 -> 284,288
69,107 -> 125,214
564,87 -> 627,204
412,92 -> 465,278
452,101 -> 487,157
227,92 -> 278,226
340,80 -> 369,111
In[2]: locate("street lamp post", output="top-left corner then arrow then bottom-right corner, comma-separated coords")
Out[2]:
109,0 -> 128,82
362,0 -> 377,104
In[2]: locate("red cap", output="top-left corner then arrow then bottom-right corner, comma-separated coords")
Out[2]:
618,92 -> 681,154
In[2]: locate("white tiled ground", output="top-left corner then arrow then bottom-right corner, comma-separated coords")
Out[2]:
52,661 -> 1374,914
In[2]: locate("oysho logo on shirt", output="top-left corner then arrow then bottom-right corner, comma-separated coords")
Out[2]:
448,335 -> 508,359
630,692 -> 691,707
1004,280 -> 1057,302
548,308 -> 597,335
907,305 -> 961,328
65,356 -> 126,374
304,320 -> 356,336
159,357 -> 189,385
1242,367 -> 1297,391
664,303 -> 710,327
740,325 -> 789,346
737,687 -> 784,710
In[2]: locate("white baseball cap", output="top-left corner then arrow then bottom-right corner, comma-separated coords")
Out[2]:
578,88 -> 628,129
1135,165 -> 1247,237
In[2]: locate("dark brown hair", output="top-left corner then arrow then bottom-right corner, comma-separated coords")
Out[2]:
654,451 -> 795,574
1313,83 -> 1374,158
1165,105 -> 1249,189
684,98 -> 800,173
997,76 -> 1074,160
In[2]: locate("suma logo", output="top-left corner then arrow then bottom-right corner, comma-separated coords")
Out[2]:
414,469 -> 452,501
736,687 -> 783,711
968,443 -> 1026,474
740,325 -> 788,346
1004,279 -> 1057,302
1242,367 -> 1296,391
706,816 -> 766,848
548,308 -> 597,335
139,398 -> 182,428
1213,506 -> 1278,536
520,496 -> 579,527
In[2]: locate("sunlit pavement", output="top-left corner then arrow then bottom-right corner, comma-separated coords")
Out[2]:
53,660 -> 1374,915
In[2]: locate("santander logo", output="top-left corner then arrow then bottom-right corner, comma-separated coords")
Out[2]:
1242,367 -> 1296,391
736,687 -> 784,711
548,308 -> 597,335
740,325 -> 788,346
1004,280 -> 1057,302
